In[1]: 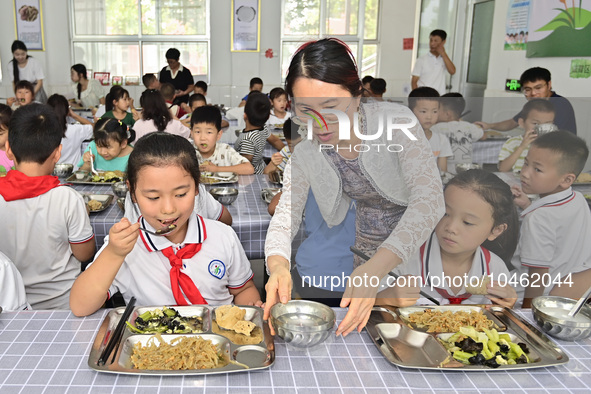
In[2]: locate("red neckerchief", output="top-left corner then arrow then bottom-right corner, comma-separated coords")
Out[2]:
0,170 -> 62,201
433,287 -> 472,304
162,244 -> 208,306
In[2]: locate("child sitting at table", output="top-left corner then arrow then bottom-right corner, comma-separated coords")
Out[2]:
264,119 -> 301,174
180,94 -> 207,128
133,89 -> 190,141
78,118 -> 135,172
161,82 -> 187,119
266,87 -> 290,127
192,105 -> 254,175
431,93 -> 484,174
389,169 -> 519,307
7,80 -> 36,110
194,80 -> 208,97
70,132 -> 261,315
47,94 -> 94,171
0,104 -> 14,174
101,86 -> 136,127
142,73 -> 160,90
511,131 -> 591,307
0,104 -> 95,309
238,77 -> 263,107
498,99 -> 555,173
408,87 -> 452,172
0,251 -> 30,311
235,92 -> 279,174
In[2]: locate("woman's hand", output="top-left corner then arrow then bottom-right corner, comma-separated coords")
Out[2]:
106,218 -> 140,258
486,281 -> 518,308
375,274 -> 421,307
263,256 -> 292,334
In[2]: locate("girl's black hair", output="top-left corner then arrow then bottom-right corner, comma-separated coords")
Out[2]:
11,40 -> 30,83
0,104 -> 13,129
139,89 -> 171,132
285,38 -> 363,98
105,86 -> 129,112
446,169 -> 519,265
71,64 -> 88,100
269,87 -> 287,101
93,117 -> 136,148
46,94 -> 69,138
127,132 -> 200,199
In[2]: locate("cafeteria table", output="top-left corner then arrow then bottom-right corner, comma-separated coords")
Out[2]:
66,174 -> 279,260
0,308 -> 589,393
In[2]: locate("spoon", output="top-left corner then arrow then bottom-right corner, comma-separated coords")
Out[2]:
89,154 -> 99,176
567,283 -> 591,317
138,225 -> 177,236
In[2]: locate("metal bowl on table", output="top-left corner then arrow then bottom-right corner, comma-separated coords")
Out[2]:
209,187 -> 239,205
455,163 -> 482,173
270,300 -> 336,348
111,181 -> 128,198
261,188 -> 281,204
117,197 -> 126,212
53,163 -> 74,178
531,296 -> 591,341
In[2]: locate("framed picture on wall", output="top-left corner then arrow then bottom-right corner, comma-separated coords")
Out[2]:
112,76 -> 123,86
231,0 -> 260,52
94,72 -> 110,86
124,75 -> 140,86
13,0 -> 45,50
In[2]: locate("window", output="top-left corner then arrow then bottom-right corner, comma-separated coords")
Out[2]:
70,0 -> 209,80
281,0 -> 380,79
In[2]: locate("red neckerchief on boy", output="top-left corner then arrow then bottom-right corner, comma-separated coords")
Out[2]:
0,170 -> 62,201
138,214 -> 208,305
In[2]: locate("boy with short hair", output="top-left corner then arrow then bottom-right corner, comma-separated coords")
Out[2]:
142,73 -> 160,90
239,77 -> 264,107
194,80 -> 208,97
192,105 -> 254,175
511,131 -> 591,307
264,119 -> 302,174
369,78 -> 387,99
431,93 -> 484,173
7,80 -> 36,109
161,82 -> 186,119
0,104 -> 96,309
498,99 -> 555,173
408,87 -> 452,172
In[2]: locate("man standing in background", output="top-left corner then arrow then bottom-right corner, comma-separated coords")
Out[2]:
411,29 -> 456,95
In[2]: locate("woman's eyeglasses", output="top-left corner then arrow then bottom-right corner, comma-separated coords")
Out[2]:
291,97 -> 355,127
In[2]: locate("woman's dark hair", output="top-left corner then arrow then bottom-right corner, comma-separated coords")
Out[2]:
11,40 -> 29,83
285,38 -> 363,98
0,104 -> 13,129
127,132 -> 200,199
139,89 -> 171,132
93,117 -> 135,148
165,48 -> 181,61
71,64 -> 88,100
446,169 -> 519,265
46,94 -> 69,137
105,86 -> 129,112
269,87 -> 287,101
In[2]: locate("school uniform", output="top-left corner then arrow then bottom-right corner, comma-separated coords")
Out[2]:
195,142 -> 250,167
123,184 -> 224,223
0,171 -> 94,309
392,232 -> 510,305
511,188 -> 591,297
0,251 -> 30,311
93,214 -> 253,306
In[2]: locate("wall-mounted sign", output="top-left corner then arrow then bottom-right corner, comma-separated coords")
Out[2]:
505,79 -> 522,92
14,0 -> 44,50
231,0 -> 261,52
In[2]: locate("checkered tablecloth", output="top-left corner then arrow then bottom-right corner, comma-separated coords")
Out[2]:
0,308 -> 589,393
473,139 -> 506,165
66,175 -> 277,260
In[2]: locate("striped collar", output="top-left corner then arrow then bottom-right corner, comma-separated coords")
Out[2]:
138,214 -> 207,252
520,187 -> 575,217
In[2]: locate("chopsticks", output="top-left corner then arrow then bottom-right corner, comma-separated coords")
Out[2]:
97,296 -> 136,366
349,246 -> 440,306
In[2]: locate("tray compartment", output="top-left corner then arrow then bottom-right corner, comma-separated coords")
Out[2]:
397,305 -> 507,332
211,305 -> 265,345
128,305 -> 210,334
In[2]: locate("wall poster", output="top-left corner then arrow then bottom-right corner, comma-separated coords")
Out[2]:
231,0 -> 261,52
14,0 -> 44,50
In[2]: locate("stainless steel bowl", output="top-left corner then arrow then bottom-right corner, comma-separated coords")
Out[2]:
261,188 -> 281,204
53,163 -> 74,178
209,187 -> 239,205
270,300 -> 335,347
455,163 -> 482,173
111,181 -> 128,198
532,296 -> 591,341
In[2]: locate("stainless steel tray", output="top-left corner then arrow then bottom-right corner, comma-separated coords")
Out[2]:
396,305 -> 507,332
366,305 -> 568,371
82,194 -> 114,213
66,171 -> 126,185
88,305 -> 274,375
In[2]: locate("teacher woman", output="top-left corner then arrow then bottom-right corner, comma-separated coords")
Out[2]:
159,48 -> 194,106
263,38 -> 445,336
7,40 -> 47,104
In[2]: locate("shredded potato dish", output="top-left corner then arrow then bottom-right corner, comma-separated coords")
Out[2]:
131,334 -> 228,370
87,200 -> 103,211
406,310 -> 496,333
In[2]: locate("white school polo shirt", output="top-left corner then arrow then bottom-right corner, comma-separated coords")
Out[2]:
431,121 -> 484,174
195,142 -> 250,168
391,232 -> 510,305
0,251 -> 30,311
412,52 -> 447,95
511,188 -> 591,296
0,186 -> 94,309
123,184 -> 223,223
94,214 -> 253,306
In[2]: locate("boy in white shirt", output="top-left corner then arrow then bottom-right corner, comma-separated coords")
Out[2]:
192,105 -> 255,175
511,131 -> 591,307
